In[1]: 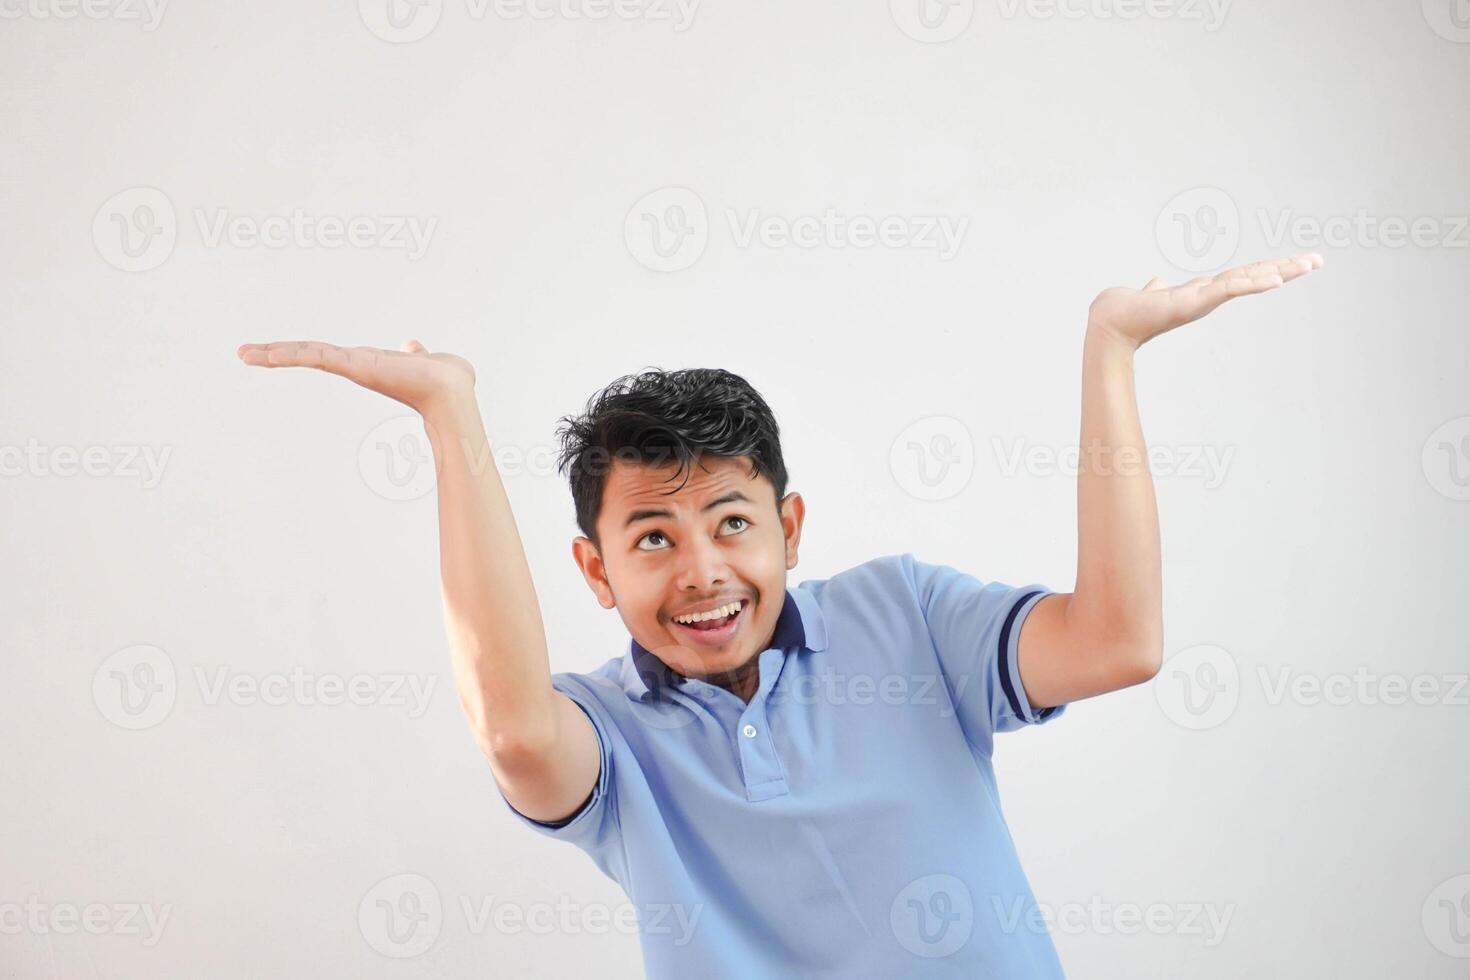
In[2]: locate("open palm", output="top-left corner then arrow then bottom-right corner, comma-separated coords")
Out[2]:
1088,252 -> 1324,350
236,339 -> 475,415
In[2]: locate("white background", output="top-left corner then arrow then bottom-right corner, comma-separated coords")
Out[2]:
2,0 -> 1468,976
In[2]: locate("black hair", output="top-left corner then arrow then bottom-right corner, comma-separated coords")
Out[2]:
553,367 -> 789,551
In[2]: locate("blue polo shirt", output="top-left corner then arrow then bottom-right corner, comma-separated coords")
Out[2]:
497,552 -> 1068,978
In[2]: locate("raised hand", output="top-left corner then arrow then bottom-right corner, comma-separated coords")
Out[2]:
236,339 -> 475,416
1086,252 -> 1325,352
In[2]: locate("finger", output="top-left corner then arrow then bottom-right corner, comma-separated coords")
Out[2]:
237,341 -> 360,379
1276,252 -> 1324,283
1216,254 -> 1318,287
1142,276 -> 1169,291
401,339 -> 427,354
1194,272 -> 1284,310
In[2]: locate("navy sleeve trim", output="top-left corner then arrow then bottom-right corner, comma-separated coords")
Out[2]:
996,589 -> 1044,721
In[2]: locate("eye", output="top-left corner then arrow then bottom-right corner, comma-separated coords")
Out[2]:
636,530 -> 669,552
635,516 -> 750,552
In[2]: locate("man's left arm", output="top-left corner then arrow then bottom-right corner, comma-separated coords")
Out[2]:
1018,253 -> 1325,710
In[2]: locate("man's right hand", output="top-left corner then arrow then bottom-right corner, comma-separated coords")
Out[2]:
236,338 -> 475,418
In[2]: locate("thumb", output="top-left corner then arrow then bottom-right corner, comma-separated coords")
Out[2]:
1142,276 -> 1169,292
401,338 -> 427,354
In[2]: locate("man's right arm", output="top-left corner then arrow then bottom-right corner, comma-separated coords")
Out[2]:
235,338 -> 600,825
422,393 -> 602,825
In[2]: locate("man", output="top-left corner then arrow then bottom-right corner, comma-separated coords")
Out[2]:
237,251 -> 1322,977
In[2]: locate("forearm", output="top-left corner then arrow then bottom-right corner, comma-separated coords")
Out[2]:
421,395 -> 558,754
1067,323 -> 1164,655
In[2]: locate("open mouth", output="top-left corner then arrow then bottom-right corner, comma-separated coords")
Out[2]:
670,599 -> 747,644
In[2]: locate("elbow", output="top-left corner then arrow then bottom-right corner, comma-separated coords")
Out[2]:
460,692 -> 559,769
484,723 -> 559,775
1112,630 -> 1163,688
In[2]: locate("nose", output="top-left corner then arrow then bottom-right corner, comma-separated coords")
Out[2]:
673,530 -> 730,594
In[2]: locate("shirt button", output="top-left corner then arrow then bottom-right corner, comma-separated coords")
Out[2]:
742,724 -> 757,738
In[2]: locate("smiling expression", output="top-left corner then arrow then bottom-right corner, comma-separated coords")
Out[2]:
572,453 -> 806,698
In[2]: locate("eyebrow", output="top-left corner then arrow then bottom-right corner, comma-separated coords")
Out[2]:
623,490 -> 754,530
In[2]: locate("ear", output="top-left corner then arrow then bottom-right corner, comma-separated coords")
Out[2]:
778,492 -> 805,570
572,536 -> 617,609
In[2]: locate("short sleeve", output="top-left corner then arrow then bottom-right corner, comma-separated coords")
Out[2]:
495,676 -> 619,851
906,554 -> 1067,753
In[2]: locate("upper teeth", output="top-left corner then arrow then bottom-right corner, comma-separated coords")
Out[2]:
675,600 -> 742,624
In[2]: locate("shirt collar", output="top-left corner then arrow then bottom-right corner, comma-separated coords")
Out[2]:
619,584 -> 828,703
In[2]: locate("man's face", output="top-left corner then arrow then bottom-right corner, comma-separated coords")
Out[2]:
572,453 -> 804,685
